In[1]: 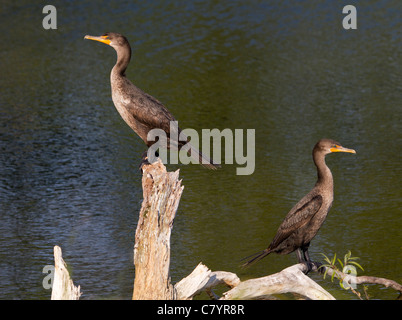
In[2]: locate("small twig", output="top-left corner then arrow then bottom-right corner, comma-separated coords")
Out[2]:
311,262 -> 402,294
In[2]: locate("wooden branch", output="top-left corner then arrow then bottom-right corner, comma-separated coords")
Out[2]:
175,262 -> 402,300
312,263 -> 402,293
354,276 -> 402,292
174,263 -> 336,300
222,264 -> 335,300
175,263 -> 240,300
132,159 -> 184,300
51,245 -> 81,300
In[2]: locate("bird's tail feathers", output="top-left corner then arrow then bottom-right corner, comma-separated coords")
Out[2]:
186,143 -> 221,170
241,249 -> 272,268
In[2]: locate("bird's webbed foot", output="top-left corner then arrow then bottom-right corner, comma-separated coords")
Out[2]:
296,248 -> 314,274
303,260 -> 314,274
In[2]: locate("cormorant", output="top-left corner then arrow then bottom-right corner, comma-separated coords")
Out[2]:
84,32 -> 219,169
242,139 -> 356,270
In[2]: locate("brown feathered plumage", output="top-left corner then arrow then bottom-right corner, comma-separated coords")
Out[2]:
242,139 -> 356,268
85,32 -> 219,169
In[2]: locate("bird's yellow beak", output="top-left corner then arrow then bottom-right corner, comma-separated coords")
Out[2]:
84,35 -> 111,45
330,145 -> 356,154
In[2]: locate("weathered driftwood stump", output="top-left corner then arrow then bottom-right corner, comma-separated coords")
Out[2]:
132,159 -> 184,300
51,245 -> 81,300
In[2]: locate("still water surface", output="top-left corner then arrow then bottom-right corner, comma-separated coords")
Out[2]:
0,1 -> 401,299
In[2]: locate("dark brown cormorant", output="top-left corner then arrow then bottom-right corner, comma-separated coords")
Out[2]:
242,139 -> 356,270
84,32 -> 219,169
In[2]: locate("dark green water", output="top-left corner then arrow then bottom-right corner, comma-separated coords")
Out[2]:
0,1 -> 400,299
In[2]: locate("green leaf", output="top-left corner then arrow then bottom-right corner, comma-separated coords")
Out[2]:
349,261 -> 364,271
348,256 -> 360,261
330,269 -> 337,282
337,258 -> 344,269
320,253 -> 331,265
323,267 -> 329,280
339,279 -> 349,290
331,253 -> 337,266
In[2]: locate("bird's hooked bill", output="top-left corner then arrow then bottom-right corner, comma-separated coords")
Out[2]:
330,145 -> 356,154
84,35 -> 111,45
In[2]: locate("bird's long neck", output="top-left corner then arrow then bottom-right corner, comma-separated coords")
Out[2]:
313,152 -> 333,190
112,45 -> 131,76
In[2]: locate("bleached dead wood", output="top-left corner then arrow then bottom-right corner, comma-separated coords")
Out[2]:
352,276 -> 402,292
222,264 -> 335,300
175,263 -> 240,300
51,245 -> 81,300
132,159 -> 184,300
175,261 -> 402,300
174,262 -> 334,300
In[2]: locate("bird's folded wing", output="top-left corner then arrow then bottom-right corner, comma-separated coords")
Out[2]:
269,194 -> 323,249
123,86 -> 177,133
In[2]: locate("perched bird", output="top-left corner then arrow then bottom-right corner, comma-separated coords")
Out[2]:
84,32 -> 219,169
242,139 -> 356,271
